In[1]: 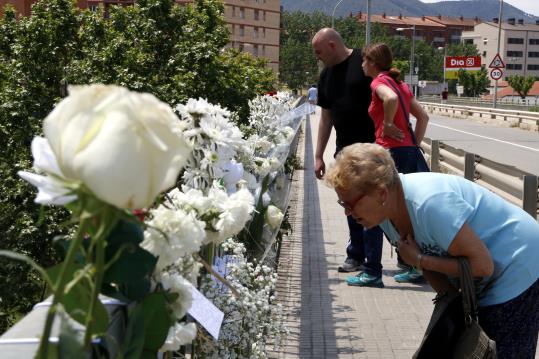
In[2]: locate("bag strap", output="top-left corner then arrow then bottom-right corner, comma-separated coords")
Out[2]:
378,75 -> 419,147
458,257 -> 478,324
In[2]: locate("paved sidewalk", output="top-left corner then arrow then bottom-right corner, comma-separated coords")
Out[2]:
269,108 -> 437,359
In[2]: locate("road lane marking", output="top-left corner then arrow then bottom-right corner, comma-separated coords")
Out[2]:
428,122 -> 539,153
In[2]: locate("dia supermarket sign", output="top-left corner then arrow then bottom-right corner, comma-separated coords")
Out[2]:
444,56 -> 482,80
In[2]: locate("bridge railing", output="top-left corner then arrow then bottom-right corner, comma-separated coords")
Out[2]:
419,101 -> 539,131
421,138 -> 538,218
418,95 -> 539,110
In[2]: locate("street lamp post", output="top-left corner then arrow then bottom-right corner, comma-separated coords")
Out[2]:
493,0 -> 504,108
438,46 -> 447,87
331,0 -> 345,28
396,25 -> 416,93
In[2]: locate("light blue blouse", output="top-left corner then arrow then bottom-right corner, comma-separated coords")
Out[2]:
380,173 -> 539,306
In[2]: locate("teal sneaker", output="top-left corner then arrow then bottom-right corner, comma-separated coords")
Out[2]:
394,268 -> 425,283
346,272 -> 384,288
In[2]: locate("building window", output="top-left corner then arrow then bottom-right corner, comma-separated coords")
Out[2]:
238,43 -> 244,52
239,7 -> 245,19
507,37 -> 524,44
253,44 -> 259,56
464,39 -> 473,44
262,27 -> 266,38
506,64 -> 522,70
254,9 -> 259,21
239,25 -> 244,37
528,64 -> 539,70
506,51 -> 523,57
530,39 -> 539,45
528,51 -> 539,58
261,45 -> 265,56
253,27 -> 258,38
89,5 -> 98,12
263,11 -> 266,21
232,6 -> 235,17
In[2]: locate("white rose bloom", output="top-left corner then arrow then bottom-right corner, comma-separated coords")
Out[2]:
269,157 -> 281,172
266,205 -> 284,229
160,322 -> 197,352
43,84 -> 191,209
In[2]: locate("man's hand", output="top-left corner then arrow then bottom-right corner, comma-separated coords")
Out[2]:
314,157 -> 325,179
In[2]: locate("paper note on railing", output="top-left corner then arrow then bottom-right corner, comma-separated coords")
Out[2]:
188,286 -> 224,340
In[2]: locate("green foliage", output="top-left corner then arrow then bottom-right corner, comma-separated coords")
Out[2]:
457,67 -> 490,97
0,0 -> 275,335
507,75 -> 536,99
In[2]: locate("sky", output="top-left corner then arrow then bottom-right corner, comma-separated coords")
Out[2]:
420,0 -> 539,17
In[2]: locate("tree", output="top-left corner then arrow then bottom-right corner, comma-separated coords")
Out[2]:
457,67 -> 490,97
507,75 -> 536,99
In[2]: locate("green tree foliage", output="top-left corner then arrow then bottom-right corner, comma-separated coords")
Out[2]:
0,0 -> 274,334
0,0 -> 78,333
507,75 -> 536,99
457,67 -> 490,97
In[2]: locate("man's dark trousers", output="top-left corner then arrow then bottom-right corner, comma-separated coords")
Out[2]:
346,216 -> 383,276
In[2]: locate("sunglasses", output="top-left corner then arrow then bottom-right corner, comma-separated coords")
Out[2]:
337,193 -> 365,212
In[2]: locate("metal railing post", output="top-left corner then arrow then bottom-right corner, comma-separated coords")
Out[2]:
464,153 -> 475,181
523,175 -> 538,218
430,140 -> 440,172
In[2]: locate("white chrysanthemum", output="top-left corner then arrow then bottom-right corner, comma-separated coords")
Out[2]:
157,271 -> 194,319
142,206 -> 206,271
160,322 -> 197,352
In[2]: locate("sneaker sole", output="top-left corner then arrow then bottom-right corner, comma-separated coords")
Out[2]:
347,281 -> 385,288
338,266 -> 362,273
394,277 -> 426,284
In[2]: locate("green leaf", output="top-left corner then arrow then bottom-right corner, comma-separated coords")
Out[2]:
58,311 -> 85,358
104,246 -> 156,284
46,262 -> 109,333
140,293 -> 171,352
122,303 -> 145,359
120,278 -> 152,302
106,219 -> 144,248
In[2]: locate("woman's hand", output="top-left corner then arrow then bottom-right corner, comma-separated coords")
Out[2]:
397,234 -> 421,267
382,122 -> 405,141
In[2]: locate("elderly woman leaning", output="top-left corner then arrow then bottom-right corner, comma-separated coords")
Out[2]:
325,143 -> 539,359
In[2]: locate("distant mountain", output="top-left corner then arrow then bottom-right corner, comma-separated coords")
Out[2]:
280,0 -> 538,22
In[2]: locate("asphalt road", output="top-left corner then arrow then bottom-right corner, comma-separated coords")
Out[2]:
412,113 -> 539,176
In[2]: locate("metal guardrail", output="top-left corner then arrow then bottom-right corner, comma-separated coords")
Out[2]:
419,101 -> 539,131
421,138 -> 539,218
419,95 -> 539,111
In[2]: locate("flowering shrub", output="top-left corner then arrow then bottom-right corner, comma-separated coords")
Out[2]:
195,239 -> 288,358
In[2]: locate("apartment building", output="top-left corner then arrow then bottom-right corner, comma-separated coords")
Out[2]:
462,18 -> 539,83
0,0 -> 280,73
356,12 -> 479,47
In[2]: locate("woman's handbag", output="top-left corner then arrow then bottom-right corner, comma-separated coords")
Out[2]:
413,257 -> 497,359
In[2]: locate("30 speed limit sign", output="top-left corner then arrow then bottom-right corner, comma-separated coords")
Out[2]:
490,68 -> 503,80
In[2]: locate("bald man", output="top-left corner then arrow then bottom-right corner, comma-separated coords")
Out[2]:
312,28 -> 384,287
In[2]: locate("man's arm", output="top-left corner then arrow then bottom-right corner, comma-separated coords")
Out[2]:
314,108 -> 332,179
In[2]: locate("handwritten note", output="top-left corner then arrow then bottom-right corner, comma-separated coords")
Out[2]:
188,286 -> 224,340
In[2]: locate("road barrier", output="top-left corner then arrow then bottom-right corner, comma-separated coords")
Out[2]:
419,102 -> 539,131
419,95 -> 539,111
422,138 -> 538,218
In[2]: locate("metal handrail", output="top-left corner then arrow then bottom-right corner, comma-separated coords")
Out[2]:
423,138 -> 538,218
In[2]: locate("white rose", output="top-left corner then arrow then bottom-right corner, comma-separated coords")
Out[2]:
43,84 -> 191,209
266,205 -> 284,229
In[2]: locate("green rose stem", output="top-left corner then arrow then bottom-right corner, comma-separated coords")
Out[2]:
36,217 -> 89,358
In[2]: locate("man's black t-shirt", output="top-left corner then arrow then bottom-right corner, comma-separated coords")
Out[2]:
317,49 -> 375,150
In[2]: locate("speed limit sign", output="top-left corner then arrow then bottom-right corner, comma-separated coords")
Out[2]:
490,68 -> 503,80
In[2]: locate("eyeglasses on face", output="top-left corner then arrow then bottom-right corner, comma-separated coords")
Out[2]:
337,193 -> 365,212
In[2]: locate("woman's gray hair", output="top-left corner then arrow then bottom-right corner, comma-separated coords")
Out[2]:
325,143 -> 399,193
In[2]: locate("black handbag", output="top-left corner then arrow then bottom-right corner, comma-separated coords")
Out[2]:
413,257 -> 497,359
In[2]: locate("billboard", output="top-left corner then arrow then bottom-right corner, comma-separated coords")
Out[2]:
444,56 -> 482,80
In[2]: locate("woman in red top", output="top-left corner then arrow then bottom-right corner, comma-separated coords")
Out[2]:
361,43 -> 430,283
362,43 -> 429,173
